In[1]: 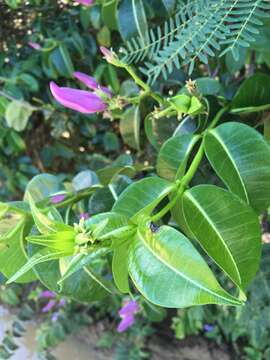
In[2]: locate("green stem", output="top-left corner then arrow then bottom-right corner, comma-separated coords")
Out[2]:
152,106 -> 228,222
123,64 -> 164,104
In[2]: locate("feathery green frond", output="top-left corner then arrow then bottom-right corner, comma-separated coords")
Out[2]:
119,0 -> 270,84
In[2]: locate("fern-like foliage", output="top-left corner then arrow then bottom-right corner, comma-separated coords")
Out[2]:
119,0 -> 270,84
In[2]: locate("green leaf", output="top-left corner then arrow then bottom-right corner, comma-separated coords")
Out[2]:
27,193 -> 71,234
112,241 -> 130,293
27,231 -> 75,253
182,185 -> 261,289
24,174 -> 62,203
120,105 -> 141,151
157,134 -> 200,181
113,177 -> 175,222
148,0 -> 176,16
102,0 -> 119,30
51,44 -> 74,78
5,100 -> 33,132
196,77 -> 221,96
118,0 -> 149,43
0,211 -> 36,283
72,170 -> 99,192
231,73 -> 270,113
85,212 -> 130,239
144,113 -> 179,150
204,122 -> 270,213
128,225 -> 242,308
6,247 -> 66,284
170,95 -> 204,115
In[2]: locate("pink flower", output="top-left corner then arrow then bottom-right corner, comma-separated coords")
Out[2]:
73,71 -> 112,97
75,0 -> 94,5
28,41 -> 41,50
119,300 -> 139,317
50,80 -> 108,114
42,299 -> 57,313
117,315 -> 135,333
39,290 -> 56,299
51,194 -> 66,204
79,212 -> 90,220
117,300 -> 139,333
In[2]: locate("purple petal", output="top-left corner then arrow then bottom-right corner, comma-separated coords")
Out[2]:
75,0 -> 94,5
117,315 -> 135,333
51,194 -> 66,204
73,71 -> 112,97
50,82 -> 107,114
51,312 -> 59,322
42,300 -> 57,313
100,46 -> 113,61
28,41 -> 41,50
203,324 -> 215,332
58,298 -> 66,307
119,300 -> 139,317
39,290 -> 56,299
79,213 -> 90,220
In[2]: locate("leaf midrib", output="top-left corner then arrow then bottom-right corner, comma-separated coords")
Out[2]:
137,228 -> 240,305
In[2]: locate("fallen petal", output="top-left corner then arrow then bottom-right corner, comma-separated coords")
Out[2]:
50,82 -> 107,114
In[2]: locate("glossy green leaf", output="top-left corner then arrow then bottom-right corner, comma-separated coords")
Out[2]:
102,0 -> 118,30
204,122 -> 270,213
6,247 -> 66,284
231,74 -> 270,113
118,0 -> 149,43
157,134 -> 200,181
145,113 -> 179,150
5,100 -> 33,132
27,193 -> 71,234
182,185 -> 261,289
113,177 -> 175,222
112,241 -> 130,293
120,105 -> 141,151
85,212 -> 131,240
72,170 -> 99,192
128,225 -> 242,308
24,174 -> 62,203
0,211 -> 36,283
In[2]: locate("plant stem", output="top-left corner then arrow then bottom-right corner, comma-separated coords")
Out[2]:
123,64 -> 164,104
151,106 -> 228,222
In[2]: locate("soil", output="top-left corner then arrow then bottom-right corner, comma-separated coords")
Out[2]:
0,305 -> 233,360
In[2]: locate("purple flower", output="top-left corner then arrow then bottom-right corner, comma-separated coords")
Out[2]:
79,212 -> 90,220
100,47 -> 114,63
42,299 -> 57,313
58,298 -> 66,307
28,41 -> 41,50
75,0 -> 94,5
117,315 -> 135,333
51,312 -> 60,322
51,194 -> 66,204
117,300 -> 139,333
50,81 -> 108,114
203,324 -> 215,332
73,72 -> 112,97
39,290 -> 56,299
119,300 -> 139,317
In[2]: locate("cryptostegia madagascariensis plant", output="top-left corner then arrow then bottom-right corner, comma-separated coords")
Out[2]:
0,48 -> 269,309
